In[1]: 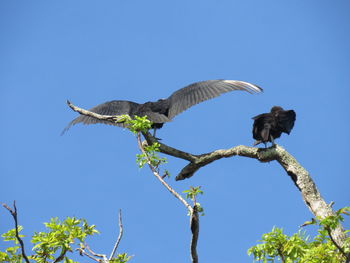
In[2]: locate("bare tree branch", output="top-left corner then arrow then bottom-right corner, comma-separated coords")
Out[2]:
85,243 -> 108,262
136,133 -> 193,213
155,141 -> 348,249
66,100 -> 127,123
143,132 -> 273,180
109,209 -> 124,260
77,244 -> 102,262
142,131 -> 198,162
66,101 -> 200,163
78,249 -> 100,262
190,204 -> 199,263
137,132 -> 201,262
2,201 -> 30,263
66,101 -> 349,254
53,248 -> 67,263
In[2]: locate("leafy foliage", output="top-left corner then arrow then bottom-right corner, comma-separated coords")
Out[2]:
30,217 -> 97,263
183,186 -> 205,216
1,225 -> 25,263
109,253 -> 132,263
248,207 -> 350,263
117,115 -> 152,134
136,142 -> 167,168
119,114 -> 167,169
0,217 -> 130,263
183,186 -> 203,200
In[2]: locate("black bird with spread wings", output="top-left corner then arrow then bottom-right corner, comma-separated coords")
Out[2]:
62,79 -> 262,135
252,106 -> 296,146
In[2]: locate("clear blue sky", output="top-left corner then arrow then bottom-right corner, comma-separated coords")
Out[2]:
1,1 -> 349,262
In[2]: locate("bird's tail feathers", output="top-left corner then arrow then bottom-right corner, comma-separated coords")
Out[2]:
143,112 -> 171,124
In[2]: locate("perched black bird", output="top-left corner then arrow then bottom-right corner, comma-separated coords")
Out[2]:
252,106 -> 296,146
62,79 -> 262,135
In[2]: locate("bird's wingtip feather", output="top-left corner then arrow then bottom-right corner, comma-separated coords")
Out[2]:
222,80 -> 263,93
60,126 -> 69,136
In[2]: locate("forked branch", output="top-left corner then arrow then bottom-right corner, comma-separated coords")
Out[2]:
109,209 -> 124,260
136,133 -> 200,263
136,133 -> 192,213
66,102 -> 349,255
2,201 -> 30,263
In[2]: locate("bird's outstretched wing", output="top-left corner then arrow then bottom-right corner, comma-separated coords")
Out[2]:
167,80 -> 262,119
62,100 -> 139,134
276,110 -> 296,134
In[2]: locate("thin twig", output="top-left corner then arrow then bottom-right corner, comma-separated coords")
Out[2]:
138,133 -> 200,262
82,251 -> 101,262
109,209 -> 124,260
76,247 -> 101,262
53,248 -> 68,263
277,247 -> 285,263
2,201 -> 30,263
85,243 -> 108,261
66,100 -> 127,123
137,133 -> 193,213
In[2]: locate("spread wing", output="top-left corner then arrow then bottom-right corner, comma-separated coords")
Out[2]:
167,80 -> 262,119
62,100 -> 139,134
276,110 -> 296,134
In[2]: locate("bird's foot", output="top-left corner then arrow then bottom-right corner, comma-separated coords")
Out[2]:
253,140 -> 261,146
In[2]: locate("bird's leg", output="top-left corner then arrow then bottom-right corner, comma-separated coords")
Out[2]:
270,135 -> 275,146
253,140 -> 261,146
153,128 -> 157,137
152,128 -> 161,140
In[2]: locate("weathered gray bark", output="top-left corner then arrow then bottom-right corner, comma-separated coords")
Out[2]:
66,101 -> 349,252
144,132 -> 348,249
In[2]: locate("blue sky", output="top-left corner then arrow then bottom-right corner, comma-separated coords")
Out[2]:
1,1 -> 349,262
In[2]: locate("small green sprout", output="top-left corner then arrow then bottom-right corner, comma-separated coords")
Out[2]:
117,115 -> 152,134
136,142 -> 167,169
183,186 -> 203,200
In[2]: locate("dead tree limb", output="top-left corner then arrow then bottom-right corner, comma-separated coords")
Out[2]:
84,243 -> 108,262
66,102 -> 349,253
109,209 -> 124,260
136,133 -> 193,213
190,204 -> 199,263
137,133 -> 201,262
151,140 -> 348,249
2,201 -> 31,263
66,100 -> 125,123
